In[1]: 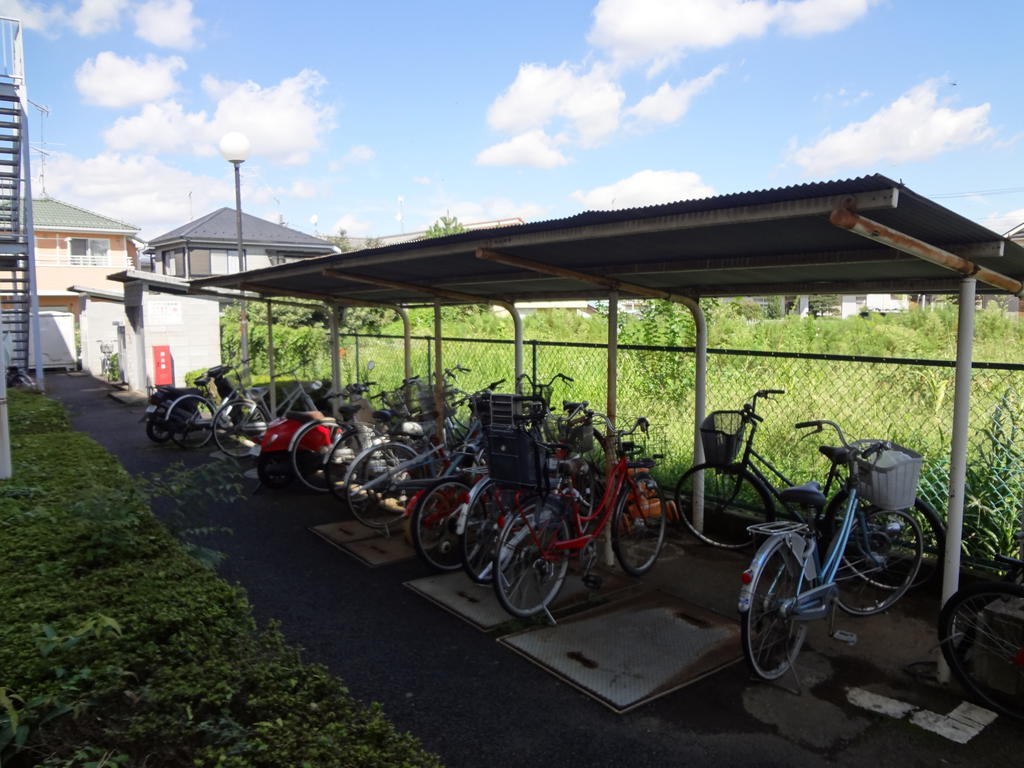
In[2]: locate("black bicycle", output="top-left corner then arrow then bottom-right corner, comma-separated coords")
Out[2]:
674,390 -> 945,562
938,535 -> 1024,719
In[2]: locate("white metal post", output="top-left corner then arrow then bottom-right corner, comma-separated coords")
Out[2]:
21,104 -> 43,391
0,339 -> 11,479
605,291 -> 618,566
682,298 -> 708,528
329,303 -> 341,419
433,303 -> 444,447
938,277 -> 976,682
266,299 -> 276,415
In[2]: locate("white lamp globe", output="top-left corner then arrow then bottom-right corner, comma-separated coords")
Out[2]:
219,131 -> 251,163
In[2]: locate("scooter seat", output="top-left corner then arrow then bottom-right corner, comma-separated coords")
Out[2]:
285,410 -> 330,424
159,386 -> 203,399
337,403 -> 362,419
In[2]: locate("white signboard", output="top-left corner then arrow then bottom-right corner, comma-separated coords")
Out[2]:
147,299 -> 183,326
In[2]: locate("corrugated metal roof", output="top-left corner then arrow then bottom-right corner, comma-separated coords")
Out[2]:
148,208 -> 337,251
33,198 -> 138,232
190,175 -> 1024,303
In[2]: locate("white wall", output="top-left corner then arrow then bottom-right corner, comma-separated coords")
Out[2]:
141,294 -> 221,387
79,298 -> 124,376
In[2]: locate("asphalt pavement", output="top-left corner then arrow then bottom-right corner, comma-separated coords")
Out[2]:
45,372 -> 1024,767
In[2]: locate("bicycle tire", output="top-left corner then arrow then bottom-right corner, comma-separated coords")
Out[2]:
492,501 -> 571,619
460,478 -> 510,584
167,395 -> 215,449
344,441 -> 426,530
741,537 -> 807,680
145,414 -> 172,443
325,424 -> 380,501
410,478 -> 471,572
290,419 -> 344,493
939,580 -> 1024,720
825,491 -> 944,588
675,462 -> 774,548
612,472 -> 667,576
835,507 -> 923,616
257,451 -> 293,489
213,399 -> 269,458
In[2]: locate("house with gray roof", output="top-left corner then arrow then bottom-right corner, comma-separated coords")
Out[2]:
143,208 -> 338,278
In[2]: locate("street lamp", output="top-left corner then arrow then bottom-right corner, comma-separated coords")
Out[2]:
219,131 -> 251,378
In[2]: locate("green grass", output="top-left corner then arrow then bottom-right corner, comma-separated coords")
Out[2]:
0,389 -> 442,768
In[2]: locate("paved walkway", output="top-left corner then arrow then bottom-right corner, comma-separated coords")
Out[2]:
45,372 -> 1024,767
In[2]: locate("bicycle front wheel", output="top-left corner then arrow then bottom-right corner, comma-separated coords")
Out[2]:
939,581 -> 1024,720
741,538 -> 807,681
344,442 -> 425,529
325,424 -> 379,501
493,502 -> 571,619
290,419 -> 344,492
835,507 -> 922,616
612,472 -> 667,576
410,478 -> 470,572
167,395 -> 214,449
675,463 -> 774,548
213,400 -> 269,457
460,478 -> 512,584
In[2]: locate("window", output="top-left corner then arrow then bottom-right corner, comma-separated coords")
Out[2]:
68,237 -> 111,266
190,249 -> 211,276
209,249 -> 240,275
162,248 -> 186,277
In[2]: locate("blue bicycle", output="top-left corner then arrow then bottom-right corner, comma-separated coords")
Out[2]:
738,419 -> 925,684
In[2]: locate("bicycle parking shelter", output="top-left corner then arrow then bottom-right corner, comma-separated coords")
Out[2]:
190,173 -> 1024,676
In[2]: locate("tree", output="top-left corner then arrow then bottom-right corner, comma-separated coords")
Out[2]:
424,214 -> 465,238
325,228 -> 355,253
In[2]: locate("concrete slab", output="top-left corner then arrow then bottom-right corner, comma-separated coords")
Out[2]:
310,522 -> 416,567
499,591 -> 742,712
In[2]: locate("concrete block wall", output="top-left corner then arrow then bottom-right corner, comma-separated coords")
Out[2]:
79,297 -> 124,376
142,295 -> 221,387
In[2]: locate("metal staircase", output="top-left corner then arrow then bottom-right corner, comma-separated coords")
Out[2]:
0,17 -> 39,381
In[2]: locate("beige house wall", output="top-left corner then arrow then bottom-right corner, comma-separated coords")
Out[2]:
34,230 -> 136,299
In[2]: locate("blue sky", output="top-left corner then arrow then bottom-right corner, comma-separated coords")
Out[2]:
4,0 -> 1024,242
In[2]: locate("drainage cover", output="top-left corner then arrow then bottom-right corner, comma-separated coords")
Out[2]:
310,522 -> 415,567
499,591 -> 741,712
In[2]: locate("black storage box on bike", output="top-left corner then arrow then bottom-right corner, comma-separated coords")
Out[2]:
473,392 -> 548,490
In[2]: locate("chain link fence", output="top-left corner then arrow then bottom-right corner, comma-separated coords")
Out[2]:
337,332 -> 1024,563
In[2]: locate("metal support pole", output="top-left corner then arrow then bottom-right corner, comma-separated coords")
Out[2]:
232,160 -> 250,379
433,303 -> 445,447
495,301 -> 523,392
681,297 -> 708,528
329,303 -> 341,420
938,277 -> 976,683
605,292 -> 618,566
22,110 -> 43,391
0,341 -> 11,479
396,306 -> 412,380
354,332 -> 360,379
531,340 -> 538,387
266,299 -> 276,415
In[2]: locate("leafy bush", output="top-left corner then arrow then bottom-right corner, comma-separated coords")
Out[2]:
0,390 -> 442,768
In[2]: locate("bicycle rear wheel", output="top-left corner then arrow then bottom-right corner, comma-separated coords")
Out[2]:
344,442 -> 425,529
410,478 -> 470,572
167,395 -> 214,449
325,424 -> 377,501
612,472 -> 667,576
741,538 -> 807,680
835,507 -> 922,616
290,419 -> 344,492
675,463 -> 773,548
493,501 -> 571,619
213,399 -> 269,457
939,581 -> 1024,720
460,479 -> 513,584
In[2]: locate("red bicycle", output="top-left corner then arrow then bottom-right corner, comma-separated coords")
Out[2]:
486,399 -> 667,622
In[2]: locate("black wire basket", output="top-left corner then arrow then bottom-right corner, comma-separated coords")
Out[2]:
699,410 -> 746,465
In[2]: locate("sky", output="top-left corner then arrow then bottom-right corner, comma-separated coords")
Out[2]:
3,0 -> 1024,243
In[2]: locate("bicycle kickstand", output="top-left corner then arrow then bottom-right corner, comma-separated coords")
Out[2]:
828,603 -> 858,646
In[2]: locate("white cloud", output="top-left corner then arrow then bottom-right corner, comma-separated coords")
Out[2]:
134,0 -> 200,49
570,169 -> 715,210
44,150 -> 233,239
71,0 -> 128,35
790,79 -> 993,176
627,65 -> 725,128
287,180 -> 316,199
443,198 -> 546,226
105,70 -> 334,165
0,1 -> 67,35
476,131 -> 569,168
341,144 -> 376,164
589,0 -> 873,74
486,62 -> 625,149
412,176 -> 432,185
76,52 -> 185,108
983,208 -> 1024,236
332,213 -> 373,237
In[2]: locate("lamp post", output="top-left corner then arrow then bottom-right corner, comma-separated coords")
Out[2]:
219,131 -> 251,378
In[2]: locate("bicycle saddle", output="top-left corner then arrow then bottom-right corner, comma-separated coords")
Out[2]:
285,410 -> 330,424
337,403 -> 362,419
779,481 -> 826,508
819,445 -> 854,465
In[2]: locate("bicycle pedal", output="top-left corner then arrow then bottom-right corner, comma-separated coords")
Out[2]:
831,629 -> 858,645
582,574 -> 603,590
